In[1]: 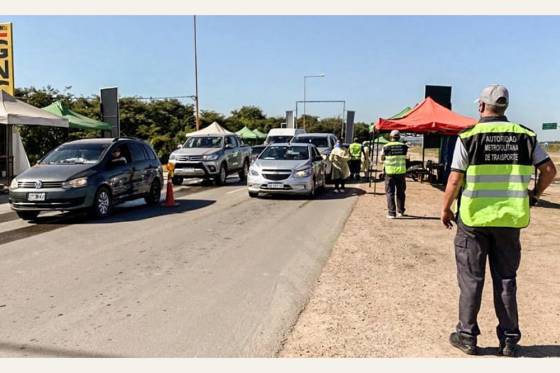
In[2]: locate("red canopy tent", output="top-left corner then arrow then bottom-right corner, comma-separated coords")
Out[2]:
375,97 -> 476,135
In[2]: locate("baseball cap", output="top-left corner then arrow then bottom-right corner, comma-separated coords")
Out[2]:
475,84 -> 509,107
390,130 -> 401,137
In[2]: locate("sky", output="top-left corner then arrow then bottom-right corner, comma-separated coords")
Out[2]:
4,15 -> 560,140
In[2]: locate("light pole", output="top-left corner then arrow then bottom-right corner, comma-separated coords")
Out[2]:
193,15 -> 201,131
303,74 -> 325,129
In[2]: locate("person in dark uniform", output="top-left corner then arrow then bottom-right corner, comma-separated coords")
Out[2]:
441,84 -> 557,357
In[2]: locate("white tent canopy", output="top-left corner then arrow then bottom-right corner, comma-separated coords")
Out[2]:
187,121 -> 232,136
0,91 -> 69,127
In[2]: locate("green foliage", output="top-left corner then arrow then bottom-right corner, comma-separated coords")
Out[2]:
12,86 -> 371,164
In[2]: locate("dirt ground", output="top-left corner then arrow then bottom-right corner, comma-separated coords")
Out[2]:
279,169 -> 560,357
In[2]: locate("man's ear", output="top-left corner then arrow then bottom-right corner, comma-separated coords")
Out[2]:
478,102 -> 485,113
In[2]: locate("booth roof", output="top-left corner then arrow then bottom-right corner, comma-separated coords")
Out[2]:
235,126 -> 257,139
187,121 -> 233,136
42,101 -> 112,131
375,97 -> 476,135
0,91 -> 68,128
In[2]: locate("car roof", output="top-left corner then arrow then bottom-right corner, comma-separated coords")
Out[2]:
63,138 -> 148,146
293,133 -> 334,138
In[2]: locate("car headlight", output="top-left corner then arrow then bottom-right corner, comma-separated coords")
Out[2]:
9,178 -> 18,190
294,168 -> 312,178
62,177 -> 88,189
249,166 -> 260,176
169,153 -> 177,161
203,153 -> 220,161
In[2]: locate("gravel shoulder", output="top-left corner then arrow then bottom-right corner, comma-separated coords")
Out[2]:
279,179 -> 560,357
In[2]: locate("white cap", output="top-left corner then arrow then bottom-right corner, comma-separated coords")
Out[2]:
390,130 -> 401,138
475,84 -> 509,107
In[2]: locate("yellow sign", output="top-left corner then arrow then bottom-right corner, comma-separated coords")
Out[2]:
0,23 -> 14,95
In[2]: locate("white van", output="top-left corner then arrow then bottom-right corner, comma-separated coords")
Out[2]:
265,128 -> 306,145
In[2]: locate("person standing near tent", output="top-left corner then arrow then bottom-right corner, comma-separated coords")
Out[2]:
361,141 -> 371,176
381,130 -> 408,218
329,139 -> 350,193
348,138 -> 363,181
441,84 -> 557,357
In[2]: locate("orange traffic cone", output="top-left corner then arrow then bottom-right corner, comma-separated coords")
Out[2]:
164,163 -> 179,207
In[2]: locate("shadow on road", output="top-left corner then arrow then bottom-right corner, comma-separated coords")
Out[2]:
396,215 -> 440,221
0,341 -> 121,357
477,344 -> 560,358
535,199 -> 560,209
0,200 -> 215,247
258,187 -> 365,201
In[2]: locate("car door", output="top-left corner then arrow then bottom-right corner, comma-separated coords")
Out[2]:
224,136 -> 238,170
105,143 -> 133,200
311,146 -> 325,183
129,141 -> 150,196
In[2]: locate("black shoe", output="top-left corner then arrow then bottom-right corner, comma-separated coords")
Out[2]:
498,339 -> 519,357
449,332 -> 478,355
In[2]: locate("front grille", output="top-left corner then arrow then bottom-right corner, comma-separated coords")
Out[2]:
262,172 -> 291,181
18,181 -> 63,189
174,162 -> 205,170
177,155 -> 203,162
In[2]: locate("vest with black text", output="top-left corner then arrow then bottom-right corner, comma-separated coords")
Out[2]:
459,121 -> 536,228
383,141 -> 408,175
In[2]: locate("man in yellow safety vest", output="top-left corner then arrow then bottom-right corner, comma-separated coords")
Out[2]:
441,84 -> 557,357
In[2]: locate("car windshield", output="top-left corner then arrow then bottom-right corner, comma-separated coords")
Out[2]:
294,136 -> 329,148
41,143 -> 109,165
260,145 -> 309,161
251,146 -> 266,155
268,135 -> 293,144
184,136 -> 223,148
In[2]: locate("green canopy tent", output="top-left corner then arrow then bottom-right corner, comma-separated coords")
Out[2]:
252,128 -> 267,140
388,106 -> 412,119
235,126 -> 258,144
42,101 -> 112,131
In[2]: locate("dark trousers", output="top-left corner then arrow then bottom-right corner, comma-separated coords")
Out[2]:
333,178 -> 346,190
454,218 -> 522,344
385,174 -> 406,216
349,159 -> 361,179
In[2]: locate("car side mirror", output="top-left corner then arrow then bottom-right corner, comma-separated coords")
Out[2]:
177,144 -> 183,149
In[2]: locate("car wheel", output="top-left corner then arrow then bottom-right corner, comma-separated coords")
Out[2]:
172,176 -> 184,186
16,211 -> 39,221
144,179 -> 161,205
248,191 -> 259,198
238,160 -> 249,181
92,186 -> 112,218
215,164 -> 227,185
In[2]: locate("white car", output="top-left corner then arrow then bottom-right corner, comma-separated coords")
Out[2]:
247,143 -> 326,198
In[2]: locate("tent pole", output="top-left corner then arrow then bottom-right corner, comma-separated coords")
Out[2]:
374,133 -> 380,195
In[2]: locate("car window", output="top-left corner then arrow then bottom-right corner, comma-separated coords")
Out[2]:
294,136 -> 329,148
143,144 -> 157,160
184,136 -> 223,148
225,136 -> 236,147
110,143 -> 133,163
130,142 -> 147,162
41,143 -> 109,165
260,145 -> 310,161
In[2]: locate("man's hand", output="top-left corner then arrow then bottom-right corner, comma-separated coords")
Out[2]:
441,208 -> 455,229
528,189 -> 539,207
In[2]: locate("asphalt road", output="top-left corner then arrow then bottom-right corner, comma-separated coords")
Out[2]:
0,178 -> 359,357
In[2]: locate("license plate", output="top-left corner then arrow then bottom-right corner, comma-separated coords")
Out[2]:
28,192 -> 46,201
268,183 -> 283,189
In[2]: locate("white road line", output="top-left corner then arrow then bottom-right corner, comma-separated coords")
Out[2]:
226,187 -> 246,194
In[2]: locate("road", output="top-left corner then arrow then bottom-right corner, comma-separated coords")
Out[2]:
0,178 -> 359,357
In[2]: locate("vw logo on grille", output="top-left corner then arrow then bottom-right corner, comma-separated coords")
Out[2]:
34,180 -> 42,189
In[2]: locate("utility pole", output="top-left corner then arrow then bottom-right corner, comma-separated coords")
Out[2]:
193,15 -> 201,130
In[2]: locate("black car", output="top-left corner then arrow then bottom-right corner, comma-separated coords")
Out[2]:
9,138 -> 164,220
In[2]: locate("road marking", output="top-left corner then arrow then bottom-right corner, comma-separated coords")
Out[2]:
226,187 -> 246,195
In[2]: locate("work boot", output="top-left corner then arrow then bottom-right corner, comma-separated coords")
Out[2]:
498,339 -> 519,357
449,332 -> 478,355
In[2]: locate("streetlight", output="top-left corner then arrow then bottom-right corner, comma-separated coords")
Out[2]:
303,74 -> 325,129
193,15 -> 201,131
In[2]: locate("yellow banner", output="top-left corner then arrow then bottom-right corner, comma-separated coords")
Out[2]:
0,23 -> 14,95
